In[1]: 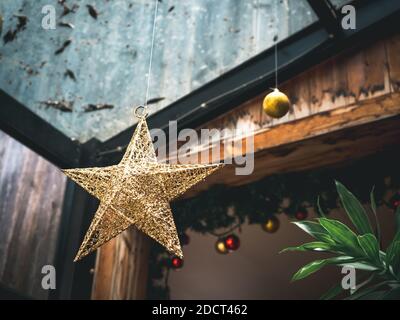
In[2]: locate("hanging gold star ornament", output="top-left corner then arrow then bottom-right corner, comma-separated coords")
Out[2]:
63,106 -> 223,261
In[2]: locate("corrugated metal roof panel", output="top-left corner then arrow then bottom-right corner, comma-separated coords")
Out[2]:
0,0 -> 316,142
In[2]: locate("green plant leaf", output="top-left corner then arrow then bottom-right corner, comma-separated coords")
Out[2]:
357,233 -> 382,267
320,282 -> 343,300
292,221 -> 333,243
382,287 -> 400,300
319,218 -> 362,256
338,261 -> 380,271
386,229 -> 400,275
351,273 -> 376,295
292,256 -> 356,281
386,241 -> 400,275
346,281 -> 391,300
370,187 -> 381,246
390,230 -> 400,245
317,196 -> 327,218
292,260 -> 328,281
281,241 -> 338,254
358,291 -> 387,300
396,206 -> 400,234
370,186 -> 377,213
335,180 -> 373,235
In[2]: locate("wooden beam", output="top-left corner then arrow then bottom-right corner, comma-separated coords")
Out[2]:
172,33 -> 400,195
180,92 -> 400,195
252,92 -> 400,155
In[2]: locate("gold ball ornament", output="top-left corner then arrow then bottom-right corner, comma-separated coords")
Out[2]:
215,238 -> 229,254
262,88 -> 290,118
262,216 -> 280,233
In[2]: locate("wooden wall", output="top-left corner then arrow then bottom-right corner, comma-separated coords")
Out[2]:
0,130 -> 66,299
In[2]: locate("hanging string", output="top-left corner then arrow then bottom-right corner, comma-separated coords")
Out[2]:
274,0 -> 278,89
274,42 -> 278,89
144,0 -> 159,108
254,0 -> 260,53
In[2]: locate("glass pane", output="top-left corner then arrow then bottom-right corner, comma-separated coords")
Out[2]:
0,0 -> 317,142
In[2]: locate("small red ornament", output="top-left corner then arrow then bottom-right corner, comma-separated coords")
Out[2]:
170,256 -> 184,269
224,234 -> 240,251
295,208 -> 308,220
180,233 -> 190,246
390,193 -> 400,209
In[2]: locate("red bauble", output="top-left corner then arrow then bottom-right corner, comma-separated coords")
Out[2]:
171,257 -> 184,269
295,209 -> 308,220
390,193 -> 400,209
180,233 -> 190,246
224,234 -> 240,251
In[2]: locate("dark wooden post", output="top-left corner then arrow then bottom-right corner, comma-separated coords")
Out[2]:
91,229 -> 150,300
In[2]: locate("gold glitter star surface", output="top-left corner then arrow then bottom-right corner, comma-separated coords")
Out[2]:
63,117 -> 223,261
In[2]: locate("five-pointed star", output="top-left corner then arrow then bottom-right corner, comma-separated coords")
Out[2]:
63,117 -> 223,261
